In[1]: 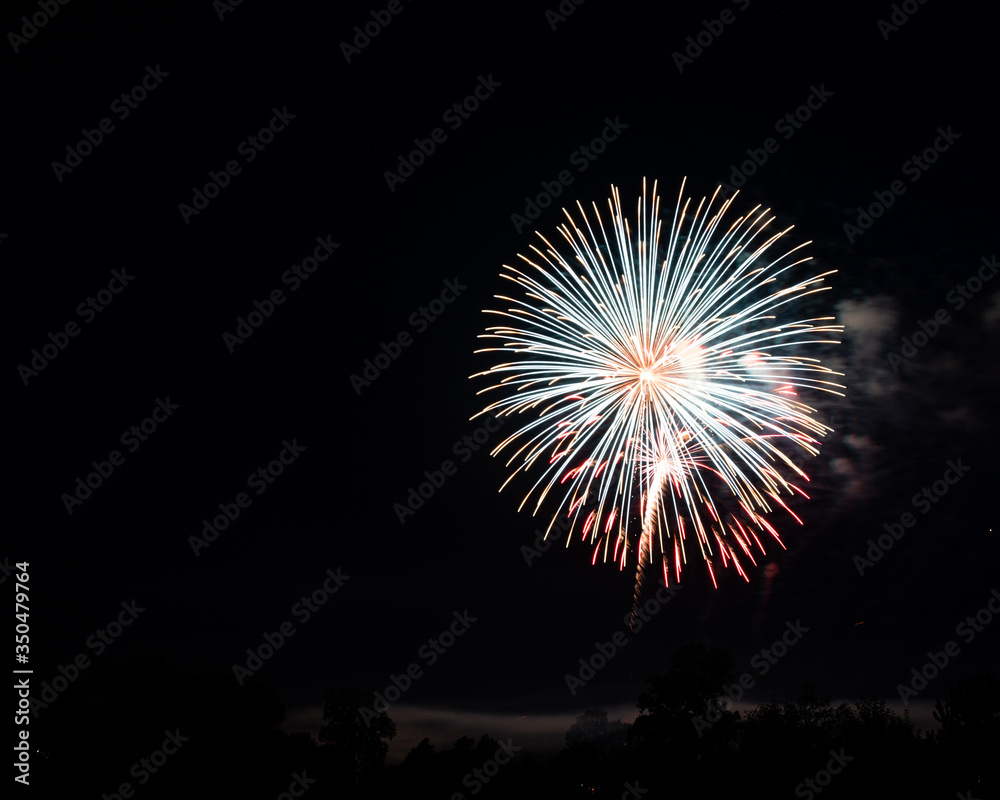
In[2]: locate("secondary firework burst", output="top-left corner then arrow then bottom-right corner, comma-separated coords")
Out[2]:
473,179 -> 843,621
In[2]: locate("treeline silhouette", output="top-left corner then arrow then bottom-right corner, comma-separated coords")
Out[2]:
31,646 -> 998,799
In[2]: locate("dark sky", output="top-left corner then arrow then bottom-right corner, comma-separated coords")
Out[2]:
9,0 -> 998,767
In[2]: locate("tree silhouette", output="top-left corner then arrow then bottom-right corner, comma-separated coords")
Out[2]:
402,736 -> 435,768
741,691 -> 854,793
319,687 -> 396,789
739,691 -> 931,798
558,708 -> 629,791
934,672 -> 1000,796
627,643 -> 739,796
31,655 -> 319,799
394,736 -> 437,791
565,707 -> 629,752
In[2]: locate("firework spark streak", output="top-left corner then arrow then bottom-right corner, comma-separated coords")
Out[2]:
473,179 -> 843,626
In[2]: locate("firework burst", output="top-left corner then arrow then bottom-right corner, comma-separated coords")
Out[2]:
473,179 -> 843,624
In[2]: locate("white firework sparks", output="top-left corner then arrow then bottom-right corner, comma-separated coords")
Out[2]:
473,179 -> 844,618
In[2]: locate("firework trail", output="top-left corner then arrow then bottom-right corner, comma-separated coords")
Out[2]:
473,179 -> 843,627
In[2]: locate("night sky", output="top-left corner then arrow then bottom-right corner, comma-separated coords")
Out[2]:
8,0 -> 998,785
